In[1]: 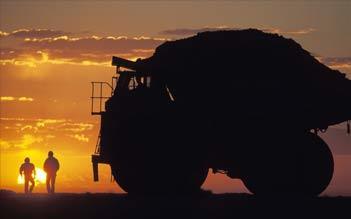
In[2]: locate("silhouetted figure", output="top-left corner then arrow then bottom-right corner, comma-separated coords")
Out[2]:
19,157 -> 36,194
43,151 -> 60,194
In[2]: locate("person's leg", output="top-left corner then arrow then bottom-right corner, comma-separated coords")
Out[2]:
29,177 -> 35,193
46,174 -> 51,193
24,177 -> 29,194
51,174 -> 56,194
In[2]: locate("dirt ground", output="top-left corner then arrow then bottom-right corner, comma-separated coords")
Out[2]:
1,191 -> 350,219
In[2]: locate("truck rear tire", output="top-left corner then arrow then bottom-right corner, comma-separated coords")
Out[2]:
242,132 -> 334,196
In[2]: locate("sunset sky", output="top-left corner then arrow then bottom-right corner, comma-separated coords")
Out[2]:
0,0 -> 350,195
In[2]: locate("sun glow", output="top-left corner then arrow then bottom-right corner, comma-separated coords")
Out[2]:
17,167 -> 47,184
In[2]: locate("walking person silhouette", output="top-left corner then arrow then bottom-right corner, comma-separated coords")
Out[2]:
19,157 -> 36,194
43,151 -> 60,194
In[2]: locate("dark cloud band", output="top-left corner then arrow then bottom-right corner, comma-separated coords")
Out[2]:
1,29 -> 69,39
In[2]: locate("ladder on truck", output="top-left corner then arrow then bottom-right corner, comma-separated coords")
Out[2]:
90,77 -> 117,181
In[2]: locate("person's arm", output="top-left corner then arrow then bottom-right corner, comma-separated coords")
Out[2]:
43,160 -> 48,173
56,159 -> 60,171
33,165 -> 36,177
19,164 -> 23,175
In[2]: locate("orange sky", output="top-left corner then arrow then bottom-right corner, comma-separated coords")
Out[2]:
0,1 -> 350,195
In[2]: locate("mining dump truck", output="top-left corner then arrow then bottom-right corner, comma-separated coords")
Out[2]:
91,29 -> 351,196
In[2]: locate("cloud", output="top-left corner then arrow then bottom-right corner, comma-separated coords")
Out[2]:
160,26 -> 235,36
262,27 -> 316,35
160,26 -> 316,36
318,57 -> 351,69
0,117 -> 94,134
0,34 -> 166,67
0,134 -> 43,150
45,134 -> 56,139
316,57 -> 351,79
14,134 -> 44,149
68,134 -> 89,142
0,117 -> 69,133
0,117 -> 26,121
0,29 -> 68,39
0,96 -> 15,101
0,117 -> 66,123
18,97 -> 34,101
0,117 -> 96,151
0,140 -> 11,150
57,122 -> 94,133
0,27 -> 315,68
0,96 -> 34,102
35,119 -> 66,127
20,125 -> 38,133
21,35 -> 164,56
0,31 -> 9,37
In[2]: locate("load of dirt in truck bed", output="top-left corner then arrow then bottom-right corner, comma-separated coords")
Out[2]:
147,29 -> 347,82
140,29 -> 351,126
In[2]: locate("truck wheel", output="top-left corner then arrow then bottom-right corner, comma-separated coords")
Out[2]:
112,165 -> 209,195
242,132 -> 334,196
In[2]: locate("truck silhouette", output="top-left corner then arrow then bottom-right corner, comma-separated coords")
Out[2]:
91,29 -> 351,196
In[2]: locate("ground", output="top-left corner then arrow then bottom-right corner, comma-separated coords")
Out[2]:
1,190 -> 350,219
